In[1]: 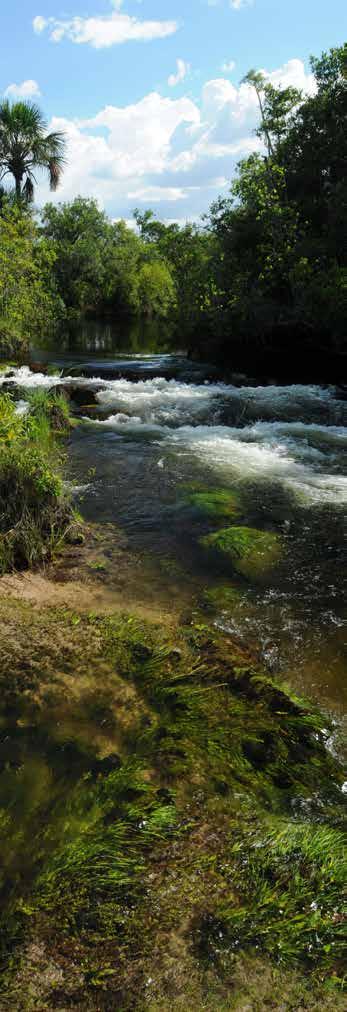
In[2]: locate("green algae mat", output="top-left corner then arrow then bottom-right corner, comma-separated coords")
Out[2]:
0,600 -> 345,1011
201,526 -> 283,581
183,487 -> 242,521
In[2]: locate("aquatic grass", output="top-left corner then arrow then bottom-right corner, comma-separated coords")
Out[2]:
200,525 -> 282,580
34,762 -> 178,937
203,583 -> 245,610
0,604 -> 345,1007
183,486 -> 243,521
205,820 -> 347,969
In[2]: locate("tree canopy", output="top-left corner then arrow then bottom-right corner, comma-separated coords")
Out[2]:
0,44 -> 346,379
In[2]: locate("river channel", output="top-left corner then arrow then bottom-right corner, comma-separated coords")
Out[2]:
6,336 -> 346,759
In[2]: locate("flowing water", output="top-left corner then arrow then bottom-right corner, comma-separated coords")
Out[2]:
3,343 -> 345,746
0,337 -> 346,955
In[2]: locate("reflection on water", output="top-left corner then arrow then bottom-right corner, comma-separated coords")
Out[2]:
34,316 -> 177,357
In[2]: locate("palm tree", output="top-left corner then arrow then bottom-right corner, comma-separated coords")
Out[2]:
0,100 -> 66,202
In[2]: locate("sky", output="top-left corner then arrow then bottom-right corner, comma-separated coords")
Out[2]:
1,1 -> 346,223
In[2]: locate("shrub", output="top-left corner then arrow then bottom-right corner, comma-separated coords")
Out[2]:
0,392 -> 72,572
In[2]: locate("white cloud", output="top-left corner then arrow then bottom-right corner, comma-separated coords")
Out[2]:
4,79 -> 41,99
33,15 -> 47,34
32,5 -> 178,49
221,60 -> 236,73
34,59 -> 315,221
230,0 -> 254,9
168,58 -> 190,88
263,58 -> 316,95
128,186 -> 187,202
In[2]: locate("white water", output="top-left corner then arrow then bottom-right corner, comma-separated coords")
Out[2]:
2,368 -> 346,505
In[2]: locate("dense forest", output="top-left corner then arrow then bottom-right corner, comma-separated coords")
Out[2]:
0,43 -> 346,378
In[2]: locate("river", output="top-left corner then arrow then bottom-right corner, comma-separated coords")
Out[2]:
5,338 -> 346,756
1,337 -> 347,1005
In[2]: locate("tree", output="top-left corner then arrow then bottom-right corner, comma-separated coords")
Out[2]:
193,43 -> 347,368
138,262 -> 176,319
42,198 -> 111,313
0,101 -> 66,202
0,206 -> 63,353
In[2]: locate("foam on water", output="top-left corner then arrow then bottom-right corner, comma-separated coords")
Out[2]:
0,366 -> 57,389
2,368 -> 346,503
164,423 -> 347,504
95,377 -> 345,427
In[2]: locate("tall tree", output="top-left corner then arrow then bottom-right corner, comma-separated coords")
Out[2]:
0,101 -> 66,202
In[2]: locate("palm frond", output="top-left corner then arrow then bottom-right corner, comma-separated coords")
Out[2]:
0,100 -> 66,200
48,159 -> 62,191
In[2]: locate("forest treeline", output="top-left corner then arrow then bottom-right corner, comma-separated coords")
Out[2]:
0,44 -> 346,377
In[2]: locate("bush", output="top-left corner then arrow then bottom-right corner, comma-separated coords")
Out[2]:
0,392 -> 73,572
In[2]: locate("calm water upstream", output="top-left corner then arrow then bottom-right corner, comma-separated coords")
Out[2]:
4,336 -> 347,754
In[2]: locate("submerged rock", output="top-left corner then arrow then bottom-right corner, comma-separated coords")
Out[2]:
184,486 -> 242,521
203,583 -> 244,609
51,382 -> 105,409
200,525 -> 282,580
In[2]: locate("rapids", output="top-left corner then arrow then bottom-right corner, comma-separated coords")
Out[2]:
1,354 -> 346,743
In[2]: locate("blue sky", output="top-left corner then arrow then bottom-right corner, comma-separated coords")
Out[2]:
1,1 -> 346,222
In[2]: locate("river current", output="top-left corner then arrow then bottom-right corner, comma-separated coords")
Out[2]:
2,351 -> 346,752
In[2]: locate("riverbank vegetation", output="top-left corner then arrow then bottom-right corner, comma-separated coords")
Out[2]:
0,389 -> 74,573
0,44 -> 345,377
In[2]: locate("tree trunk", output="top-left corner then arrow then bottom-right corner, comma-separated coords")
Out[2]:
14,175 -> 22,201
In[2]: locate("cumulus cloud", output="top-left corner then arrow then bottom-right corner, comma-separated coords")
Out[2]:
35,59 -> 315,222
32,5 -> 178,49
168,58 -> 190,88
4,79 -> 41,99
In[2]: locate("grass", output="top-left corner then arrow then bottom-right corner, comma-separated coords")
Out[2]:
0,390 -> 74,573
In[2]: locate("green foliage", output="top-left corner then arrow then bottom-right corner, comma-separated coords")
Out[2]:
210,820 -> 346,968
137,260 -> 177,319
0,99 -> 66,201
1,44 -> 344,368
201,525 -> 282,580
203,583 -> 244,609
0,205 -> 63,354
183,486 -> 242,521
41,197 -> 177,321
25,387 -> 71,435
0,391 -> 72,572
0,604 -> 345,1008
191,43 -> 347,369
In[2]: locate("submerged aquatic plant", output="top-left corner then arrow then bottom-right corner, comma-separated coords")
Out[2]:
183,486 -> 242,521
200,820 -> 347,969
0,607 -> 345,1007
201,525 -> 282,580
